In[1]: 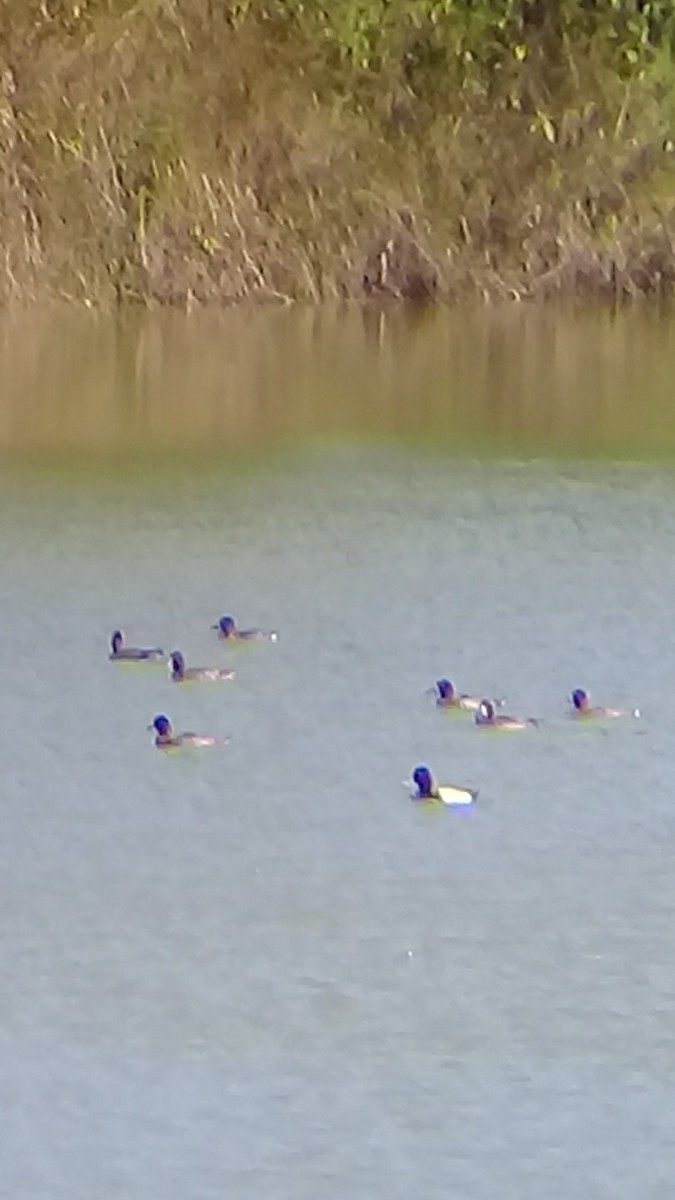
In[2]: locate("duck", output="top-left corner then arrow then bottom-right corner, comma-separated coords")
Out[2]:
408,764 -> 478,807
147,714 -> 223,749
109,629 -> 164,662
211,614 -> 278,643
570,688 -> 639,720
474,698 -> 539,731
433,678 -> 503,713
169,650 -> 236,683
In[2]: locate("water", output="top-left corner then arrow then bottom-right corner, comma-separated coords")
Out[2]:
2,306 -> 675,1198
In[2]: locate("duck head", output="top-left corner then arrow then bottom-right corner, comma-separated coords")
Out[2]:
148,714 -> 172,738
169,651 -> 185,680
212,615 -> 236,638
436,678 -> 455,702
571,687 -> 589,713
110,630 -> 124,654
412,765 -> 434,799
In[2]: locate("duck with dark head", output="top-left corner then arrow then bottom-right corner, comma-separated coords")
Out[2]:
474,699 -> 539,731
408,764 -> 478,807
433,678 -> 503,713
147,714 -> 224,749
211,615 -> 278,643
570,688 -> 639,720
109,630 -> 164,662
169,651 -> 235,683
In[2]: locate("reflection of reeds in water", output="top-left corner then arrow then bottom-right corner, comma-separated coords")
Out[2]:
0,306 -> 674,459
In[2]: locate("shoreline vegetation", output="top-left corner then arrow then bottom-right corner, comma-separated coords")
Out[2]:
2,1 -> 675,307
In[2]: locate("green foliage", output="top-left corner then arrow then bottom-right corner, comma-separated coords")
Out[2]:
226,1 -> 675,74
2,0 -> 675,304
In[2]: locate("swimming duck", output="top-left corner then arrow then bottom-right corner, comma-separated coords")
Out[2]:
408,764 -> 478,807
109,630 -> 164,662
433,678 -> 503,713
570,688 -> 639,720
211,615 -> 278,643
475,699 -> 539,731
169,651 -> 236,683
147,714 -> 223,749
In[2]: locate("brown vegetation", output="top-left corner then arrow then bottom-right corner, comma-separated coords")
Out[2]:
2,0 -> 675,306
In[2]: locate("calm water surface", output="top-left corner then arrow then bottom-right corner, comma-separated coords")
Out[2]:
1,307 -> 675,1198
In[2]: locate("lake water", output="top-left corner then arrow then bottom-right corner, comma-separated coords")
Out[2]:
2,305 -> 675,1198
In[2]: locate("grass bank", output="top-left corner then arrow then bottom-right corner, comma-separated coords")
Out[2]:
3,0 -> 675,306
